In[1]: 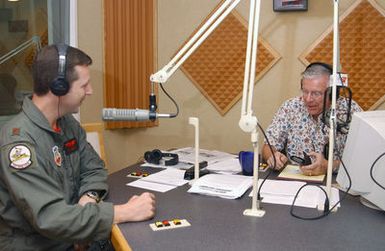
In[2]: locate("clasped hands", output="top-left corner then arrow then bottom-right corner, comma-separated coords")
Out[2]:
267,151 -> 327,176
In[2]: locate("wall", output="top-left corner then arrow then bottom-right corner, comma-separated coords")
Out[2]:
78,0 -> 385,173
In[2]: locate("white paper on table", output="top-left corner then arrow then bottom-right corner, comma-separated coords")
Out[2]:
140,168 -> 189,187
261,194 -> 317,208
206,158 -> 242,174
258,179 -> 306,196
140,160 -> 192,169
188,174 -> 252,199
261,184 -> 320,208
171,147 -> 237,165
249,179 -> 341,209
126,179 -> 176,193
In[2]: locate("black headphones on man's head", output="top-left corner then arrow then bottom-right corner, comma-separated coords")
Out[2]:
144,149 -> 179,166
50,44 -> 69,96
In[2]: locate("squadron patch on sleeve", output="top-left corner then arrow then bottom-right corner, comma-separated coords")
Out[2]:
9,145 -> 32,170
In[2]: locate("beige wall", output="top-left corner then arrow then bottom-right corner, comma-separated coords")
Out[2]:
77,0 -> 385,173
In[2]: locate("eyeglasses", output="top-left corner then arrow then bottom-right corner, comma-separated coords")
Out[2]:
301,90 -> 324,99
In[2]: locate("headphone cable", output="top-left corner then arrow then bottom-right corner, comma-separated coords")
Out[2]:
257,123 -> 276,201
290,128 -> 352,220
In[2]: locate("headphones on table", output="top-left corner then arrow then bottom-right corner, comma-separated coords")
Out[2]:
50,44 -> 69,96
144,149 -> 179,166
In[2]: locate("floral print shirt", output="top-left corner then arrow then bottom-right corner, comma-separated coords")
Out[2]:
264,96 -> 362,162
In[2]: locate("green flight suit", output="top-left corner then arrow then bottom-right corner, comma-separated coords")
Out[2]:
0,96 -> 114,250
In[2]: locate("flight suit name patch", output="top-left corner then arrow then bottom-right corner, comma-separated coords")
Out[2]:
63,138 -> 78,155
9,145 -> 32,169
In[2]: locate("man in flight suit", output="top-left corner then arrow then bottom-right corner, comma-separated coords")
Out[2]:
0,44 -> 156,250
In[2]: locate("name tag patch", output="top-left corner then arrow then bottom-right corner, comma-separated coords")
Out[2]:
64,138 -> 78,155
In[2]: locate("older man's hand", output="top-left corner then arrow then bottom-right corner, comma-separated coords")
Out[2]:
299,152 -> 327,176
267,151 -> 288,171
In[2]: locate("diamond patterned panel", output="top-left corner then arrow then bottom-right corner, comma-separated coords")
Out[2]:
180,11 -> 280,115
300,0 -> 385,110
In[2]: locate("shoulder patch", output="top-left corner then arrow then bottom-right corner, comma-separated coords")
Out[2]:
9,144 -> 32,170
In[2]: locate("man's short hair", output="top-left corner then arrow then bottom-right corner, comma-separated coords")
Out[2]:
300,62 -> 332,89
302,62 -> 332,79
32,44 -> 92,96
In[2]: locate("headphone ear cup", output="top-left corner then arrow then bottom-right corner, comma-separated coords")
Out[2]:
50,78 -> 69,96
51,44 -> 69,96
151,149 -> 163,164
144,149 -> 163,164
144,151 -> 152,163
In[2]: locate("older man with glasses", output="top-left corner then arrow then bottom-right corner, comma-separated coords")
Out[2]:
262,62 -> 362,176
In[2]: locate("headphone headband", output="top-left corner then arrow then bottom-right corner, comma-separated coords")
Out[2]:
57,44 -> 68,78
50,44 -> 70,96
144,149 -> 179,166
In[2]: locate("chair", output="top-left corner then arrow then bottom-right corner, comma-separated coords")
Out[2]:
82,122 -> 106,164
82,122 -> 132,251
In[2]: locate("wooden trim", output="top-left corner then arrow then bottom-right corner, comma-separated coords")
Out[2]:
111,224 -> 132,251
369,94 -> 385,111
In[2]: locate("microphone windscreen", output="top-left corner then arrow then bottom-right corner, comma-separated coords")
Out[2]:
102,108 -> 150,121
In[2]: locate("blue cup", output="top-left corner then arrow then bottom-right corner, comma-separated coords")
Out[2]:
239,151 -> 254,176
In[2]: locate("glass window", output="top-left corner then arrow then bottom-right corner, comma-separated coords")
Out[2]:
0,0 -> 70,127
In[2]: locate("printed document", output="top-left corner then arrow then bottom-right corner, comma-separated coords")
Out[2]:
250,179 -> 340,208
171,147 -> 236,165
188,174 -> 252,199
127,169 -> 188,193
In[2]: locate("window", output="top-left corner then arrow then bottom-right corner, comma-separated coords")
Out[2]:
0,0 -> 73,128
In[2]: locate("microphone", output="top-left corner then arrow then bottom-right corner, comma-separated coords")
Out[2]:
102,108 -> 172,121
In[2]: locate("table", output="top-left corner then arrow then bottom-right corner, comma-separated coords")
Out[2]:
106,165 -> 385,251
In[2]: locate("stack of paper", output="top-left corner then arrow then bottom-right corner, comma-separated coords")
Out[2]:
206,158 -> 242,174
188,174 -> 252,199
253,179 -> 340,209
127,169 -> 189,193
278,165 -> 325,183
172,147 -> 236,164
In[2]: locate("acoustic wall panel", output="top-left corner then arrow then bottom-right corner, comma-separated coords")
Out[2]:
180,10 -> 280,115
300,0 -> 385,110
